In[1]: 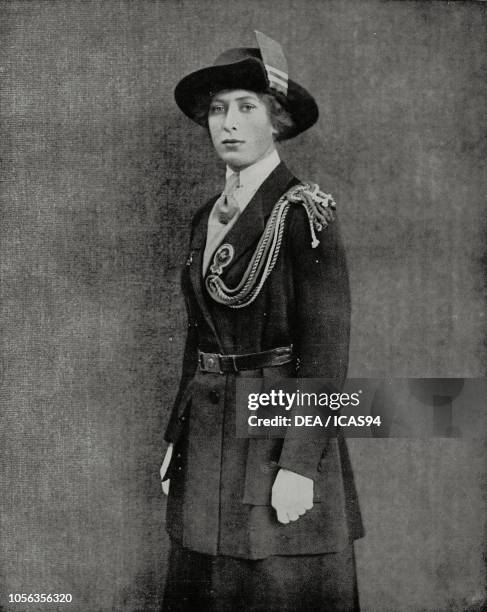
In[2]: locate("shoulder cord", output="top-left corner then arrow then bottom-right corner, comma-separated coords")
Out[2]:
205,183 -> 336,309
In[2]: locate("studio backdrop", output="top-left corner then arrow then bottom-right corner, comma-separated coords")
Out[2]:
1,1 -> 486,611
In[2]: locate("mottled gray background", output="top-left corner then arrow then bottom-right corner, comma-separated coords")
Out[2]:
1,1 -> 486,611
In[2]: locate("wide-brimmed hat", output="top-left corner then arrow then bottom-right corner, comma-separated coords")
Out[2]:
174,31 -> 318,140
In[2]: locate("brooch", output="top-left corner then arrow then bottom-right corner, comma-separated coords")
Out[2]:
210,243 -> 234,275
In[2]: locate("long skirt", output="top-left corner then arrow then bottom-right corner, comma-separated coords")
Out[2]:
163,540 -> 360,612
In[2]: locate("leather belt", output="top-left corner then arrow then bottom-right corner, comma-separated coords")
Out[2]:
198,345 -> 294,374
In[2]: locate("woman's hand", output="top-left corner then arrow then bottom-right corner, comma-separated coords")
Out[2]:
160,443 -> 173,496
271,468 -> 314,523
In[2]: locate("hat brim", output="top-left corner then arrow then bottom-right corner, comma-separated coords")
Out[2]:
174,57 -> 318,140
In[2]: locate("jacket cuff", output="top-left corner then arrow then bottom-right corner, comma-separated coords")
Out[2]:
277,437 -> 330,481
163,409 -> 182,444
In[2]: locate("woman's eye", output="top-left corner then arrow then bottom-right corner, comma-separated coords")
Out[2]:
209,105 -> 225,114
241,104 -> 256,112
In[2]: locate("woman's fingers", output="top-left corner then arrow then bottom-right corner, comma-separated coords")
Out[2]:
274,502 -> 309,523
276,507 -> 290,524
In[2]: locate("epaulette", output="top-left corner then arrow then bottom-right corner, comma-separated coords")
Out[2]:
206,183 -> 337,308
285,182 -> 336,248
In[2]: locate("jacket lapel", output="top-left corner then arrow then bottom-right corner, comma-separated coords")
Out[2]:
188,197 -> 224,349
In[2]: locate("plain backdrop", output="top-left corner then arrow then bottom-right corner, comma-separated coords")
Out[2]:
1,1 -> 486,610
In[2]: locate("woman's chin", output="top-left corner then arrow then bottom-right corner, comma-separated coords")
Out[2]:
217,153 -> 247,169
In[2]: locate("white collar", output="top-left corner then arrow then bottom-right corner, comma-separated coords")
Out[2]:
225,149 -> 281,191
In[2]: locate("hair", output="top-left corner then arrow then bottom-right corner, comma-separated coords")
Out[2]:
260,91 -> 295,141
193,88 -> 296,141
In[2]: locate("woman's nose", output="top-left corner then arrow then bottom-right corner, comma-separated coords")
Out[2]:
223,105 -> 239,131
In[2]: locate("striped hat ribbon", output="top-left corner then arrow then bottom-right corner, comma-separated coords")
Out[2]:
255,30 -> 288,96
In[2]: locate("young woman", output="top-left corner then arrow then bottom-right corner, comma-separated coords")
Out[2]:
160,32 -> 363,611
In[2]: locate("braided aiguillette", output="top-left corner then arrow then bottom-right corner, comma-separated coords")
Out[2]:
206,183 -> 336,308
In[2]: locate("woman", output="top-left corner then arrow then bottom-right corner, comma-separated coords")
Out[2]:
160,32 -> 363,611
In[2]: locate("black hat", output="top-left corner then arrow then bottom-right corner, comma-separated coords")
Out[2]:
174,31 -> 318,140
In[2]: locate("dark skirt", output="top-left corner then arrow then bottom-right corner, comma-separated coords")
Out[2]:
163,541 -> 360,612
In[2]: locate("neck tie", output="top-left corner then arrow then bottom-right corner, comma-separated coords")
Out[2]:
216,172 -> 240,225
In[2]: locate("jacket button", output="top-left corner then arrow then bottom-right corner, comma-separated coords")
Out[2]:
209,390 -> 220,404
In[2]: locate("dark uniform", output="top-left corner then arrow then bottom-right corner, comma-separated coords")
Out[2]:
162,162 -> 364,611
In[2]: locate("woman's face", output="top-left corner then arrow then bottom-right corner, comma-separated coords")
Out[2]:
208,89 -> 277,171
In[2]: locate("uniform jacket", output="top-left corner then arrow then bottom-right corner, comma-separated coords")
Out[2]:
164,161 -> 364,559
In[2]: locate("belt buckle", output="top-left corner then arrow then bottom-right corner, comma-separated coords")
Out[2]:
199,351 -> 222,374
